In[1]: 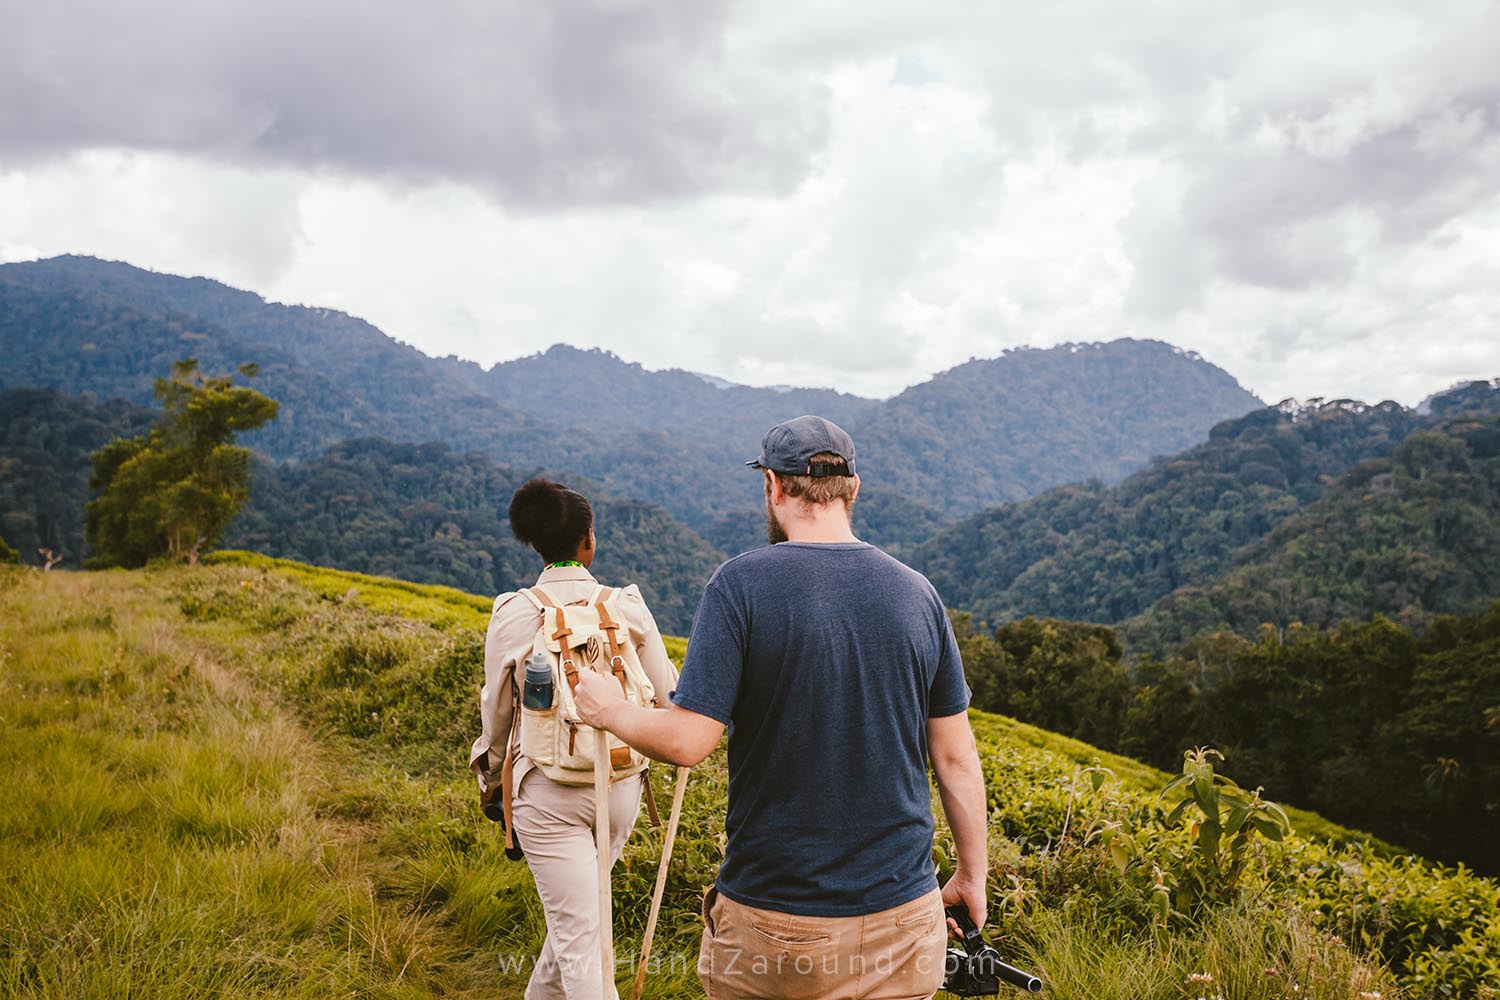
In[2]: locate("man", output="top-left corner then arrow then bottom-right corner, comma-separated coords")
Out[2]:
574,415 -> 989,1000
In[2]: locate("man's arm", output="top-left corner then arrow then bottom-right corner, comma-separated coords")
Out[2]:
929,710 -> 989,930
575,669 -> 724,767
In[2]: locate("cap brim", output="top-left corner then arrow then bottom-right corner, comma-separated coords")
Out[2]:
745,458 -> 766,469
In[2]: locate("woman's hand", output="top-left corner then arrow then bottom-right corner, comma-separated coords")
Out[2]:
573,668 -> 624,730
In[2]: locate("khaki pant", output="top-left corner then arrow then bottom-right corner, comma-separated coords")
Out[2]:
512,766 -> 644,1000
698,885 -> 947,1000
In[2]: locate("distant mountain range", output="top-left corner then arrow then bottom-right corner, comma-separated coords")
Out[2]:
18,254 -> 1497,651
0,256 -> 1262,552
912,398 -> 1424,626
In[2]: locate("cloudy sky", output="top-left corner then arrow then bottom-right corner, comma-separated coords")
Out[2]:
3,0 -> 1498,404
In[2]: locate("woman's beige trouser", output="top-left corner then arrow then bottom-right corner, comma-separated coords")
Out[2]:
513,767 -> 643,1000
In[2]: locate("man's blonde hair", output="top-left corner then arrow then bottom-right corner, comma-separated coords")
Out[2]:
767,452 -> 858,508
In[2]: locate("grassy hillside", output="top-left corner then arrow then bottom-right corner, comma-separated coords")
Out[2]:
3,560 -> 1496,998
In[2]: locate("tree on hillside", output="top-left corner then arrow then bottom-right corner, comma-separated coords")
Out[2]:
86,359 -> 278,566
0,533 -> 19,564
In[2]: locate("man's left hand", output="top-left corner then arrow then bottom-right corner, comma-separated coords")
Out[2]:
573,668 -> 624,730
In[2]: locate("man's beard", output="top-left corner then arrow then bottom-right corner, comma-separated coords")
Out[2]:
765,499 -> 788,545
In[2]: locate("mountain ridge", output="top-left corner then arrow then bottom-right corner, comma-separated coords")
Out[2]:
1,254 -> 1264,541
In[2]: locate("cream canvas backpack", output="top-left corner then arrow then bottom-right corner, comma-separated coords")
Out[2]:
516,583 -> 656,786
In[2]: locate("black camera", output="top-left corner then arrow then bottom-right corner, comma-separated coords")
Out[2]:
942,905 -> 1042,995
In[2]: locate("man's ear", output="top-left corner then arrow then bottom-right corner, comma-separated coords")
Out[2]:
765,470 -> 786,505
848,473 -> 861,504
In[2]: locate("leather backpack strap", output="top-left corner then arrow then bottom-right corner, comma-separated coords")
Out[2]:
594,588 -> 629,695
552,606 -> 580,694
641,767 -> 662,829
502,680 -> 519,851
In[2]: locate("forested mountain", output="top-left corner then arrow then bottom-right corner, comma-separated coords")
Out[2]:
1126,405 -> 1500,654
479,343 -> 913,554
0,388 -> 157,566
855,340 -> 1263,516
913,398 -> 1423,627
0,255 -> 565,466
1,256 -> 1262,548
225,438 -> 722,634
0,383 -> 722,631
7,253 -> 1496,649
916,381 -> 1500,654
483,343 -> 876,450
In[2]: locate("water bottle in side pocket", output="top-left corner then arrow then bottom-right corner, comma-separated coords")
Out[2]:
522,651 -> 554,710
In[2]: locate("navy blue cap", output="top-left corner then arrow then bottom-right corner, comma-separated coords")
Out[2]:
746,415 -> 857,477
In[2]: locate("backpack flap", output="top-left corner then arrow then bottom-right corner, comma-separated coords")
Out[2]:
541,604 -> 586,701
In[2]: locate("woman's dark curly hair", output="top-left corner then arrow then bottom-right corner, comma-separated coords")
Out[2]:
508,478 -> 593,563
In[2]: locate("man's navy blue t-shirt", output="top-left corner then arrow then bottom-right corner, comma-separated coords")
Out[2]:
671,541 -> 970,917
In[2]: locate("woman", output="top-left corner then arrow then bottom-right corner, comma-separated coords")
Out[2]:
470,477 -> 678,1000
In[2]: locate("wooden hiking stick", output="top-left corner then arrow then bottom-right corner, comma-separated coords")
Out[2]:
631,765 -> 690,1000
595,731 -> 615,999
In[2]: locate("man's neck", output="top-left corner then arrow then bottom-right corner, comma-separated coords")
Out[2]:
780,511 -> 859,544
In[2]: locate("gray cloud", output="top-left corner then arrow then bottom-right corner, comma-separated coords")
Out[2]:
0,0 -> 828,207
3,0 -> 1498,407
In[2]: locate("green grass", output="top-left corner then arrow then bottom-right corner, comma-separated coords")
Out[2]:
205,550 -> 496,630
0,568 -> 532,998
2,560 -> 1496,999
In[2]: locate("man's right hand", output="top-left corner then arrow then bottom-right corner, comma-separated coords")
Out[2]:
574,667 -> 625,730
941,871 -> 986,939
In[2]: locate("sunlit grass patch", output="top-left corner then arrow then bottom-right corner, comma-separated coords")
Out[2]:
0,571 -> 529,998
206,550 -> 494,630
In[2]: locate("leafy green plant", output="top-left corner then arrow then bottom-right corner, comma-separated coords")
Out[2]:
1158,747 -> 1292,914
